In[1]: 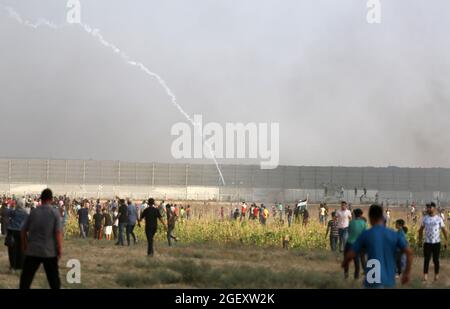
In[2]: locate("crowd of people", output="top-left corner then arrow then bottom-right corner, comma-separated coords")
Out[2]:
224,200 -> 310,227
1,189 -> 449,289
337,201 -> 448,288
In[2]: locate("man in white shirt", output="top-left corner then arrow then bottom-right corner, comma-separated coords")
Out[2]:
336,201 -> 352,252
418,202 -> 448,282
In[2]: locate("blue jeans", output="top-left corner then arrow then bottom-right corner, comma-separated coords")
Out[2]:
79,223 -> 88,239
330,236 -> 338,252
126,224 -> 136,245
338,228 -> 348,252
117,223 -> 127,245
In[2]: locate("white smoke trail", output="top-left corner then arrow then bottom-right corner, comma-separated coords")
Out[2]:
1,5 -> 226,185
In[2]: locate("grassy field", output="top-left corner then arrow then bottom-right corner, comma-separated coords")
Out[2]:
0,237 -> 448,289
0,203 -> 448,289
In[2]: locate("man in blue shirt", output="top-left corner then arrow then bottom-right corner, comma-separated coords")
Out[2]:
342,204 -> 413,288
126,200 -> 138,245
77,202 -> 89,239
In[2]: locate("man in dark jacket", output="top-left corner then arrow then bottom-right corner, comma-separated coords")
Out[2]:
116,200 -> 128,246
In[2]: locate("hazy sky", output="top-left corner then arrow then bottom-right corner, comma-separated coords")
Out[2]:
0,0 -> 449,168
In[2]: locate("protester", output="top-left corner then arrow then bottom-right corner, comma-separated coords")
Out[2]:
93,209 -> 104,240
286,206 -> 293,227
103,208 -> 113,241
126,200 -> 138,245
166,204 -> 179,247
77,202 -> 89,239
20,189 -> 62,289
336,201 -> 352,252
418,202 -> 448,282
326,211 -> 339,252
342,204 -> 413,288
112,207 -> 119,240
6,198 -> 28,271
395,219 -> 408,278
186,205 -> 191,220
344,209 -> 367,279
1,202 -> 9,235
139,198 -> 166,256
116,200 -> 128,246
319,204 -> 326,225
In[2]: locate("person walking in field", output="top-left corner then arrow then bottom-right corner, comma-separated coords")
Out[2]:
253,205 -> 259,221
166,204 -> 179,246
287,206 -> 293,227
139,198 -> 166,257
112,207 -> 119,241
277,203 -> 283,222
116,200 -> 128,246
103,208 -> 113,241
77,201 -> 89,239
0,202 -> 9,235
302,208 -> 309,227
326,212 -> 339,252
395,219 -> 408,278
342,204 -> 413,288
343,208 -> 367,279
385,208 -> 391,226
93,208 -> 104,240
126,200 -> 138,245
233,208 -> 240,220
418,202 -> 448,282
262,206 -> 269,225
180,206 -> 186,223
336,201 -> 352,253
186,205 -> 191,220
319,204 -> 326,225
6,198 -> 28,272
240,202 -> 247,222
20,189 -> 62,289
220,206 -> 224,220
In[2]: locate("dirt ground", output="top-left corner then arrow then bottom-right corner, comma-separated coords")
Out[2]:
0,237 -> 448,289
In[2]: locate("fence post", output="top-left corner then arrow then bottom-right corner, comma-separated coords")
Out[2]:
65,160 -> 68,185
185,164 -> 189,200
135,162 -> 138,186
46,159 -> 50,185
118,161 -> 121,187
24,159 -> 30,184
151,163 -> 155,187
83,160 -> 86,186
8,160 -> 12,194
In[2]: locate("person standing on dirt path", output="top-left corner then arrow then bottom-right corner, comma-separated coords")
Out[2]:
20,189 -> 62,289
418,202 -> 448,282
342,204 -> 413,288
139,198 -> 166,257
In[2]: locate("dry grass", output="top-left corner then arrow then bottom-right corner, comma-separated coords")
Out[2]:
0,237 -> 448,289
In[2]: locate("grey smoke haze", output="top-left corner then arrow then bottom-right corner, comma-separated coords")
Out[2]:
0,0 -> 449,168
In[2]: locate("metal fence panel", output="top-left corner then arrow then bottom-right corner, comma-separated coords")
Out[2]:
2,158 -> 450,203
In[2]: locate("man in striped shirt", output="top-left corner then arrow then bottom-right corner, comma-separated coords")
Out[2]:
326,212 -> 339,252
